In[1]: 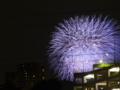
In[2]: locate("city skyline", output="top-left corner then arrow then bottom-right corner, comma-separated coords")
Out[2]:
1,0 -> 120,85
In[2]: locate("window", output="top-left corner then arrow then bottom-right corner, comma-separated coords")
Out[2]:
42,77 -> 44,80
33,75 -> 35,77
42,69 -> 44,72
76,78 -> 82,84
25,75 -> 27,77
25,72 -> 27,74
23,65 -> 24,67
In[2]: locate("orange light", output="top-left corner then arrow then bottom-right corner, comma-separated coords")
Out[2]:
42,77 -> 44,80
42,69 -> 44,72
25,75 -> 27,77
33,75 -> 35,77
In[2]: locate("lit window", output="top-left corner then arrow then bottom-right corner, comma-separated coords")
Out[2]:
25,75 -> 27,77
112,89 -> 120,90
33,75 -> 35,77
101,87 -> 103,89
84,74 -> 94,83
110,67 -> 119,72
42,77 -> 44,80
25,72 -> 27,74
85,74 -> 94,78
42,69 -> 44,72
23,65 -> 24,67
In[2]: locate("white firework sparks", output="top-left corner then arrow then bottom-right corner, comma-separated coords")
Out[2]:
48,15 -> 120,81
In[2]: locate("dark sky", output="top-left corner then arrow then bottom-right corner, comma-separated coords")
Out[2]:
0,1 -> 120,84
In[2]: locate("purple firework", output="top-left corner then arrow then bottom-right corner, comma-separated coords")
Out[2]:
48,15 -> 120,81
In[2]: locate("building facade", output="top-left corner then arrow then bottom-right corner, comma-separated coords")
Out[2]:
5,63 -> 44,89
74,63 -> 120,90
17,63 -> 44,88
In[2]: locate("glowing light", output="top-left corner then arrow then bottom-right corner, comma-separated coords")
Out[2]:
112,89 -> 120,90
25,75 -> 27,77
85,61 -> 88,63
85,74 -> 94,78
42,69 -> 44,72
99,59 -> 103,63
93,43 -> 96,46
48,15 -> 120,81
105,53 -> 109,56
109,67 -> 119,72
101,87 -> 103,89
42,77 -> 44,80
33,75 -> 35,77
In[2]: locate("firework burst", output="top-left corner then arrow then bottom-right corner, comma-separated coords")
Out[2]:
48,15 -> 120,81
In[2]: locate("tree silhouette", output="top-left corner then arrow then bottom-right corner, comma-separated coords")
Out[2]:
0,84 -> 16,90
31,79 -> 62,90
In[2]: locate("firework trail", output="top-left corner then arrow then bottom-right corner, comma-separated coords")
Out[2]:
48,15 -> 120,81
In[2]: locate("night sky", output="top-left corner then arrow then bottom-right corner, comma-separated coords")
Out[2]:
0,1 -> 120,84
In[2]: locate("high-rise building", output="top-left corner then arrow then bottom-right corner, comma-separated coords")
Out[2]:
16,63 -> 44,88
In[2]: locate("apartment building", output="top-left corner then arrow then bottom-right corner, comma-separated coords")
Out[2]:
74,63 -> 120,90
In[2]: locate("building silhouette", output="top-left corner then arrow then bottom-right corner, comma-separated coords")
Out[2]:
5,63 -> 44,89
5,72 -> 17,86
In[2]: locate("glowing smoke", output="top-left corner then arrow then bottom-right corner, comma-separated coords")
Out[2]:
48,15 -> 120,81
